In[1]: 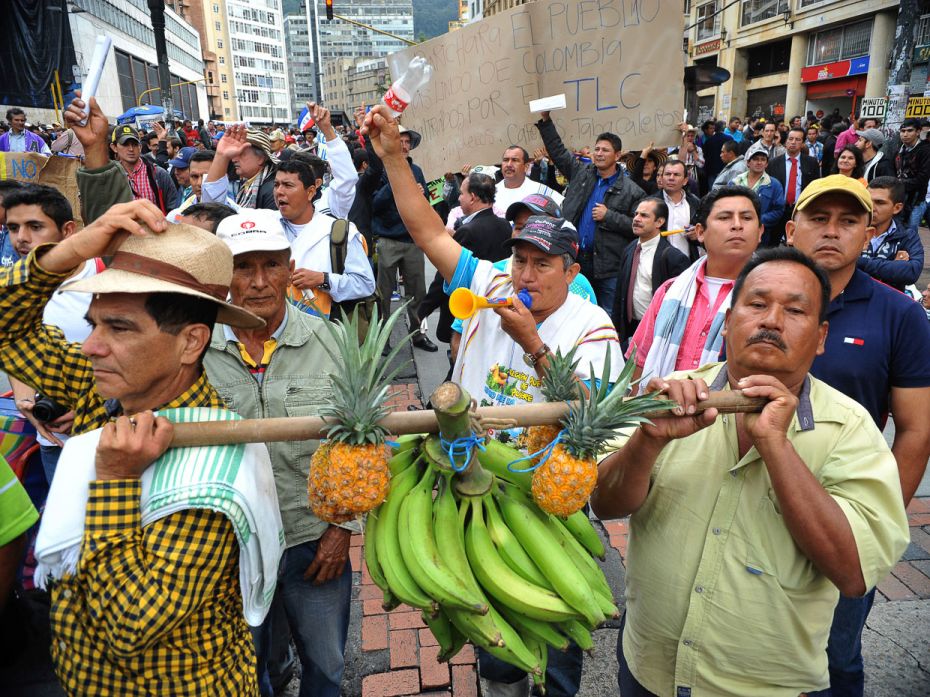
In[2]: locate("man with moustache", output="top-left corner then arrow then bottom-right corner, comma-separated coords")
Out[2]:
593,245 -> 909,696
495,144 -> 564,213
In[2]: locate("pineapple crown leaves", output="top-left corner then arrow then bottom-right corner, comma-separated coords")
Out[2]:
316,302 -> 415,445
540,346 -> 584,402
560,349 -> 677,460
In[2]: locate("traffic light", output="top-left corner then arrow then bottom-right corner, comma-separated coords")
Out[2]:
326,0 -> 333,20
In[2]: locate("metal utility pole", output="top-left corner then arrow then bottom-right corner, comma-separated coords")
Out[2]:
308,0 -> 323,104
147,0 -> 176,128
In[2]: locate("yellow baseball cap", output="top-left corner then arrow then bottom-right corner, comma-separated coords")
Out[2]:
794,174 -> 873,215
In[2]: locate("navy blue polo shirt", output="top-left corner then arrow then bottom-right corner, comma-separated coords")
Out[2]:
810,269 -> 930,428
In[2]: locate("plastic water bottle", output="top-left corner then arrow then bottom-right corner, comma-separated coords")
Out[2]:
382,56 -> 433,117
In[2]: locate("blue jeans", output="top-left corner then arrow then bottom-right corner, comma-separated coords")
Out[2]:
906,201 -> 927,236
39,445 -> 62,486
253,539 -> 352,697
592,275 -> 618,314
807,590 -> 875,697
616,612 -> 660,697
478,643 -> 583,697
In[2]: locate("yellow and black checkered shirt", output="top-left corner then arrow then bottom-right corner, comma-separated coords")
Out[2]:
0,249 -> 258,695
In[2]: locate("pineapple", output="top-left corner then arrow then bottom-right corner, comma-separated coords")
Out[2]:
531,350 -> 676,517
523,348 -> 583,456
308,305 -> 411,522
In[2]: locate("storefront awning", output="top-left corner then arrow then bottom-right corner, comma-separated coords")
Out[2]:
805,76 -> 868,99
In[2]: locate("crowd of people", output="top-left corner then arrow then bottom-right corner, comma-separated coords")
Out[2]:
0,90 -> 928,697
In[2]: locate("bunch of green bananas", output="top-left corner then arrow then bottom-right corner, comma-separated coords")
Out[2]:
364,435 -> 617,693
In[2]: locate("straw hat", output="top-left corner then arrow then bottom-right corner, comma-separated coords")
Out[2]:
623,148 -> 668,172
246,129 -> 273,158
62,223 -> 265,330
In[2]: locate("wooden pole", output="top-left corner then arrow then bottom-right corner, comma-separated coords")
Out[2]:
169,390 -> 765,448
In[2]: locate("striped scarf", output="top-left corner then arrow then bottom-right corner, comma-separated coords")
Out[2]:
639,257 -> 731,388
236,164 -> 274,209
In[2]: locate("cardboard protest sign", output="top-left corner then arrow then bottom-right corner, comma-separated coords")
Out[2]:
0,153 -> 84,229
388,0 -> 685,179
426,178 -> 446,207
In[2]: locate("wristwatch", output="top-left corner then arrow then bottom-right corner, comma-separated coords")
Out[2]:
318,273 -> 331,291
523,343 -> 550,367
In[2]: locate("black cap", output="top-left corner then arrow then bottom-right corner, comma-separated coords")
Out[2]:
504,216 -> 579,259
111,125 -> 140,144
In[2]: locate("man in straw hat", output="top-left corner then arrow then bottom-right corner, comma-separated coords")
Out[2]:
0,198 -> 283,695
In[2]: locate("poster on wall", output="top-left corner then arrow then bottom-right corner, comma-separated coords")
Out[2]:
387,0 -> 685,179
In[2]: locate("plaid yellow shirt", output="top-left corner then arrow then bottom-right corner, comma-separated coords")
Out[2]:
0,248 -> 258,695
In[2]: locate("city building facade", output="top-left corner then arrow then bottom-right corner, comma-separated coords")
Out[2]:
225,0 -> 290,124
285,10 -> 316,116
166,0 -> 238,121
685,0 -> 897,126
288,0 -> 412,118
66,0 -> 209,121
322,57 -> 390,115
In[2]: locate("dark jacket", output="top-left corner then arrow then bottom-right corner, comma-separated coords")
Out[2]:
895,140 -> 930,209
530,159 -> 563,193
371,158 -> 428,242
536,118 -> 645,279
663,189 -> 702,260
857,218 -> 925,291
611,236 -> 690,343
348,140 -> 384,252
766,152 -> 821,202
129,158 -> 179,214
863,152 -> 895,183
419,208 -> 512,342
628,156 -> 659,196
701,132 -> 733,183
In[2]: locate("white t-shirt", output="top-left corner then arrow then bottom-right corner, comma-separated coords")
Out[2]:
663,190 -> 692,256
38,260 -> 96,446
632,235 -> 660,320
449,254 -> 621,414
495,178 -> 564,214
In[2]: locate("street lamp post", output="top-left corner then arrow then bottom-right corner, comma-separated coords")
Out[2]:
147,0 -> 175,129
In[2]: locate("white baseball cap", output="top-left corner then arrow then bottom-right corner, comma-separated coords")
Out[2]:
216,210 -> 291,257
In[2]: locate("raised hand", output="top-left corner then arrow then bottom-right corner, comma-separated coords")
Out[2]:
216,123 -> 250,161
361,106 -> 402,160
63,92 -> 110,167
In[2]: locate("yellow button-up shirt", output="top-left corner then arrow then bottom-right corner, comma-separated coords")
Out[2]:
0,248 -> 257,695
606,362 -> 909,697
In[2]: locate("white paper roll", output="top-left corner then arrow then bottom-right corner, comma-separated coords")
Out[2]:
81,36 -> 113,120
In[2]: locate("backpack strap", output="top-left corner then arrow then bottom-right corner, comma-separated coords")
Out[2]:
329,218 -> 350,275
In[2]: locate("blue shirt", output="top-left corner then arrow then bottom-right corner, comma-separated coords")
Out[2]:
577,170 -> 620,251
810,269 -> 930,427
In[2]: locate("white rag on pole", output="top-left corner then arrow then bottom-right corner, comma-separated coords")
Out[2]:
35,407 -> 285,626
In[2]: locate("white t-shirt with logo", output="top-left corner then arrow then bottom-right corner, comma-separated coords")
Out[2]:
448,252 -> 621,414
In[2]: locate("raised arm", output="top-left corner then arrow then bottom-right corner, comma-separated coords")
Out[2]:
362,106 -> 461,282
313,102 -> 357,218
202,124 -> 249,203
536,113 -> 580,180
